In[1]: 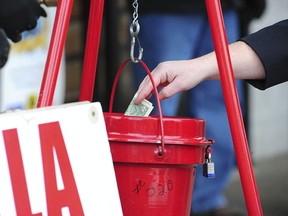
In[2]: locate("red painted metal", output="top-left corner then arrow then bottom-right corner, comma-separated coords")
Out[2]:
36,0 -> 263,214
105,112 -> 210,163
79,0 -> 105,102
205,0 -> 263,215
108,59 -> 165,153
37,0 -> 74,108
105,58 -> 213,215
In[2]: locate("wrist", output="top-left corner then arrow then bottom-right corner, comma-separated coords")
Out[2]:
200,52 -> 219,80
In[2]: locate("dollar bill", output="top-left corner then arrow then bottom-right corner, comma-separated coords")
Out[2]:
124,93 -> 154,117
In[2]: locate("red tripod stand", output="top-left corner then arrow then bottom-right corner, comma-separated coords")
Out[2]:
37,0 -> 263,215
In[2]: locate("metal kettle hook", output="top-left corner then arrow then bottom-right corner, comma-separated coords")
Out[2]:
130,21 -> 143,63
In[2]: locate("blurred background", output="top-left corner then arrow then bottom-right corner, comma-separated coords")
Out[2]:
248,0 -> 288,162
0,0 -> 287,215
225,1 -> 288,215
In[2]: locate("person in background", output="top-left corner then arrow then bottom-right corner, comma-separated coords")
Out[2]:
0,0 -> 46,69
129,0 -> 265,215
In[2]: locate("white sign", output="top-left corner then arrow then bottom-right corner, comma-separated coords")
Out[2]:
0,102 -> 123,215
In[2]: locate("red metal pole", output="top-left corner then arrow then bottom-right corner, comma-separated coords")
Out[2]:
205,0 -> 263,215
79,0 -> 105,102
37,0 -> 74,108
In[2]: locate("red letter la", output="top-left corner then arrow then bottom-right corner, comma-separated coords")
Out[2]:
39,122 -> 84,216
3,129 -> 42,216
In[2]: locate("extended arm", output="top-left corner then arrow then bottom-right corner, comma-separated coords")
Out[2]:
135,19 -> 288,104
135,41 -> 265,104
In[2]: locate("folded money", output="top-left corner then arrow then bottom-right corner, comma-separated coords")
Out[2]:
124,93 -> 154,117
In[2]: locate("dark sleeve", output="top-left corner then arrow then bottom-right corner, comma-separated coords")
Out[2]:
239,19 -> 288,90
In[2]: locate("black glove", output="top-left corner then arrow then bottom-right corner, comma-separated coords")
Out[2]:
0,29 -> 10,68
0,0 -> 47,42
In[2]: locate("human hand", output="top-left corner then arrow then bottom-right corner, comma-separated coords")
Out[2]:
0,29 -> 10,68
0,0 -> 47,42
134,41 -> 267,104
134,58 -> 212,104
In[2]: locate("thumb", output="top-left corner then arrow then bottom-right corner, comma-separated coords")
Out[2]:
158,80 -> 184,100
8,33 -> 22,43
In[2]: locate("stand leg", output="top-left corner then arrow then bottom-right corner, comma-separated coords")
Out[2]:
205,0 -> 263,215
37,0 -> 74,108
79,0 -> 105,102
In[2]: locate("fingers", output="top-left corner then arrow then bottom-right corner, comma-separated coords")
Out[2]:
135,75 -> 156,104
6,31 -> 22,43
134,63 -> 175,104
26,19 -> 38,31
135,75 -> 182,104
39,6 -> 47,18
134,59 -> 202,104
158,80 -> 182,100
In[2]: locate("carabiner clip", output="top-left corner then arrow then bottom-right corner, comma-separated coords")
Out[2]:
130,21 -> 143,63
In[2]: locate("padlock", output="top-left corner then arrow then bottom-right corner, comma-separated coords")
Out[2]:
203,148 -> 215,178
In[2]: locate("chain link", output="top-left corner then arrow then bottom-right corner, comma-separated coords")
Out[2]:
132,0 -> 139,25
130,0 -> 143,63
